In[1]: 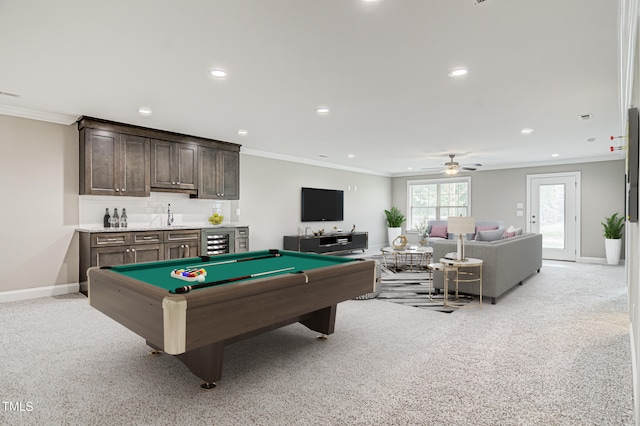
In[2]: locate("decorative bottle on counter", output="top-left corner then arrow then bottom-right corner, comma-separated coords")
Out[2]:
112,208 -> 119,228
103,208 -> 111,228
120,208 -> 128,228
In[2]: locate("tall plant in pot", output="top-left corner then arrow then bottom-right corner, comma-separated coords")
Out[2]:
602,212 -> 624,265
384,207 -> 406,247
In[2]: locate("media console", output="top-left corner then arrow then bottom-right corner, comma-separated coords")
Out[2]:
283,232 -> 368,254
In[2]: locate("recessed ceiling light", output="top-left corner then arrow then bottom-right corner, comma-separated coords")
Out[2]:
586,137 -> 596,143
521,128 -> 534,135
448,67 -> 468,77
316,107 -> 330,114
237,129 -> 248,136
318,154 -> 329,158
210,69 -> 227,78
138,107 -> 152,116
347,154 -> 355,159
362,0 -> 382,2
551,153 -> 559,157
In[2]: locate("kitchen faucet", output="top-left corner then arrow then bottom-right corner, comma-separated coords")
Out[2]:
167,203 -> 174,226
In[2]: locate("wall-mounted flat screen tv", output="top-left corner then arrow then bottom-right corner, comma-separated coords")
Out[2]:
629,107 -> 639,222
301,187 -> 344,222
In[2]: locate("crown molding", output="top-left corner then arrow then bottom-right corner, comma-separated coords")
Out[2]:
0,104 -> 79,125
241,147 -> 391,177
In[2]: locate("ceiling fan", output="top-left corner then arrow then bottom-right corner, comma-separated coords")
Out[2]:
422,154 -> 482,175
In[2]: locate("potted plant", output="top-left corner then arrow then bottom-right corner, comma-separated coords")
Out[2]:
384,207 -> 406,247
602,212 -> 624,265
416,220 -> 428,246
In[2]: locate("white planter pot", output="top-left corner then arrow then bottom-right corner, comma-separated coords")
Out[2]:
605,238 -> 622,265
388,227 -> 402,247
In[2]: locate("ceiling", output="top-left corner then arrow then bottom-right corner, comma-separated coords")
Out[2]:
0,0 -> 625,176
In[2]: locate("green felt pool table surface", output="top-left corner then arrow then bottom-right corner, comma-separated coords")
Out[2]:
107,250 -> 357,292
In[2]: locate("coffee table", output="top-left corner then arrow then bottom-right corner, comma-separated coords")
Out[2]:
380,246 -> 433,272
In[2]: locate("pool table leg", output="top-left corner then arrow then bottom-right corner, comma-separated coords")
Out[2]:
300,305 -> 337,336
176,341 -> 224,390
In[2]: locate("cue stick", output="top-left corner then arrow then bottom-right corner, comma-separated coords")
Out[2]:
185,249 -> 281,270
170,266 -> 296,294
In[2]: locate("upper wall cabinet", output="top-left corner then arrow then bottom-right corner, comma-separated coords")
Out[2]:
77,117 -> 241,199
198,146 -> 240,199
150,139 -> 198,193
79,127 -> 150,197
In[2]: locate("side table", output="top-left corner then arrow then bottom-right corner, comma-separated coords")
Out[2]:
434,257 -> 483,307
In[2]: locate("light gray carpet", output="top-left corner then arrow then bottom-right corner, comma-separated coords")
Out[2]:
0,260 -> 633,425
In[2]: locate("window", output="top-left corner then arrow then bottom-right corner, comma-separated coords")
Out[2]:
406,177 -> 471,231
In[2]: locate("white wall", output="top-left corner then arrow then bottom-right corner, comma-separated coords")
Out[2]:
0,115 -> 79,292
239,154 -> 392,251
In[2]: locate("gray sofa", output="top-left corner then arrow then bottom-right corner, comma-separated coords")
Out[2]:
431,233 -> 542,304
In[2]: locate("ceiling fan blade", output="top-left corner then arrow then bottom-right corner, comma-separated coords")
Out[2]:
461,167 -> 477,171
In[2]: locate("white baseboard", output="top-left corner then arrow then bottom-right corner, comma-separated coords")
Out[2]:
579,256 -> 626,265
0,283 -> 80,303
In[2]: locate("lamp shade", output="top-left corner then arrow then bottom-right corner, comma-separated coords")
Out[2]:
447,216 -> 475,235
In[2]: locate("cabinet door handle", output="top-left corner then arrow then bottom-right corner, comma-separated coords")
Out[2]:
115,188 -> 120,192
121,188 -> 125,192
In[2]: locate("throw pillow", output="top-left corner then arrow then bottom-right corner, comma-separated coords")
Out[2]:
504,225 -> 517,238
515,227 -> 523,235
429,225 -> 448,238
476,228 -> 505,242
474,225 -> 498,240
476,225 -> 499,232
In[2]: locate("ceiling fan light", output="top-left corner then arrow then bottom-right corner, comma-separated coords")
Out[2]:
444,168 -> 459,175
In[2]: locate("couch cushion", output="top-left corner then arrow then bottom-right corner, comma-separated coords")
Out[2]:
430,225 -> 448,239
476,228 -> 505,241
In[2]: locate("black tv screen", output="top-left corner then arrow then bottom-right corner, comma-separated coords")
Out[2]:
629,107 -> 639,222
301,187 -> 344,222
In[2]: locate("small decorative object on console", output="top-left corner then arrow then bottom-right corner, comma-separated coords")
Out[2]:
393,235 -> 408,250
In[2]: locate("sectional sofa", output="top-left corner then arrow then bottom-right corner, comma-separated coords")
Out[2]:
430,232 -> 543,304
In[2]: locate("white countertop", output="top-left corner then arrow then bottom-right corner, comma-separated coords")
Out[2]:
76,223 -> 249,233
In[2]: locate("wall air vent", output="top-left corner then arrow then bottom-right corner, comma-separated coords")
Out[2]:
579,113 -> 593,121
475,0 -> 489,4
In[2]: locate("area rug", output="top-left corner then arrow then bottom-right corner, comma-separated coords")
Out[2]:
366,255 -> 477,313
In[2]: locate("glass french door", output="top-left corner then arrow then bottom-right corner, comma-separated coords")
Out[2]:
527,173 -> 580,261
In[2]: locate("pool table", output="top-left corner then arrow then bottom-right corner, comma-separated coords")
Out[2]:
88,249 -> 375,388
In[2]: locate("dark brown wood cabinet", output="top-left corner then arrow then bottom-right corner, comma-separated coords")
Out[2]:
78,116 -> 240,199
150,139 -> 198,192
164,229 -> 201,259
79,230 -> 166,293
198,146 -> 239,199
79,128 -> 150,197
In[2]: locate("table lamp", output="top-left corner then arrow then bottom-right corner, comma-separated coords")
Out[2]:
447,216 -> 475,261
